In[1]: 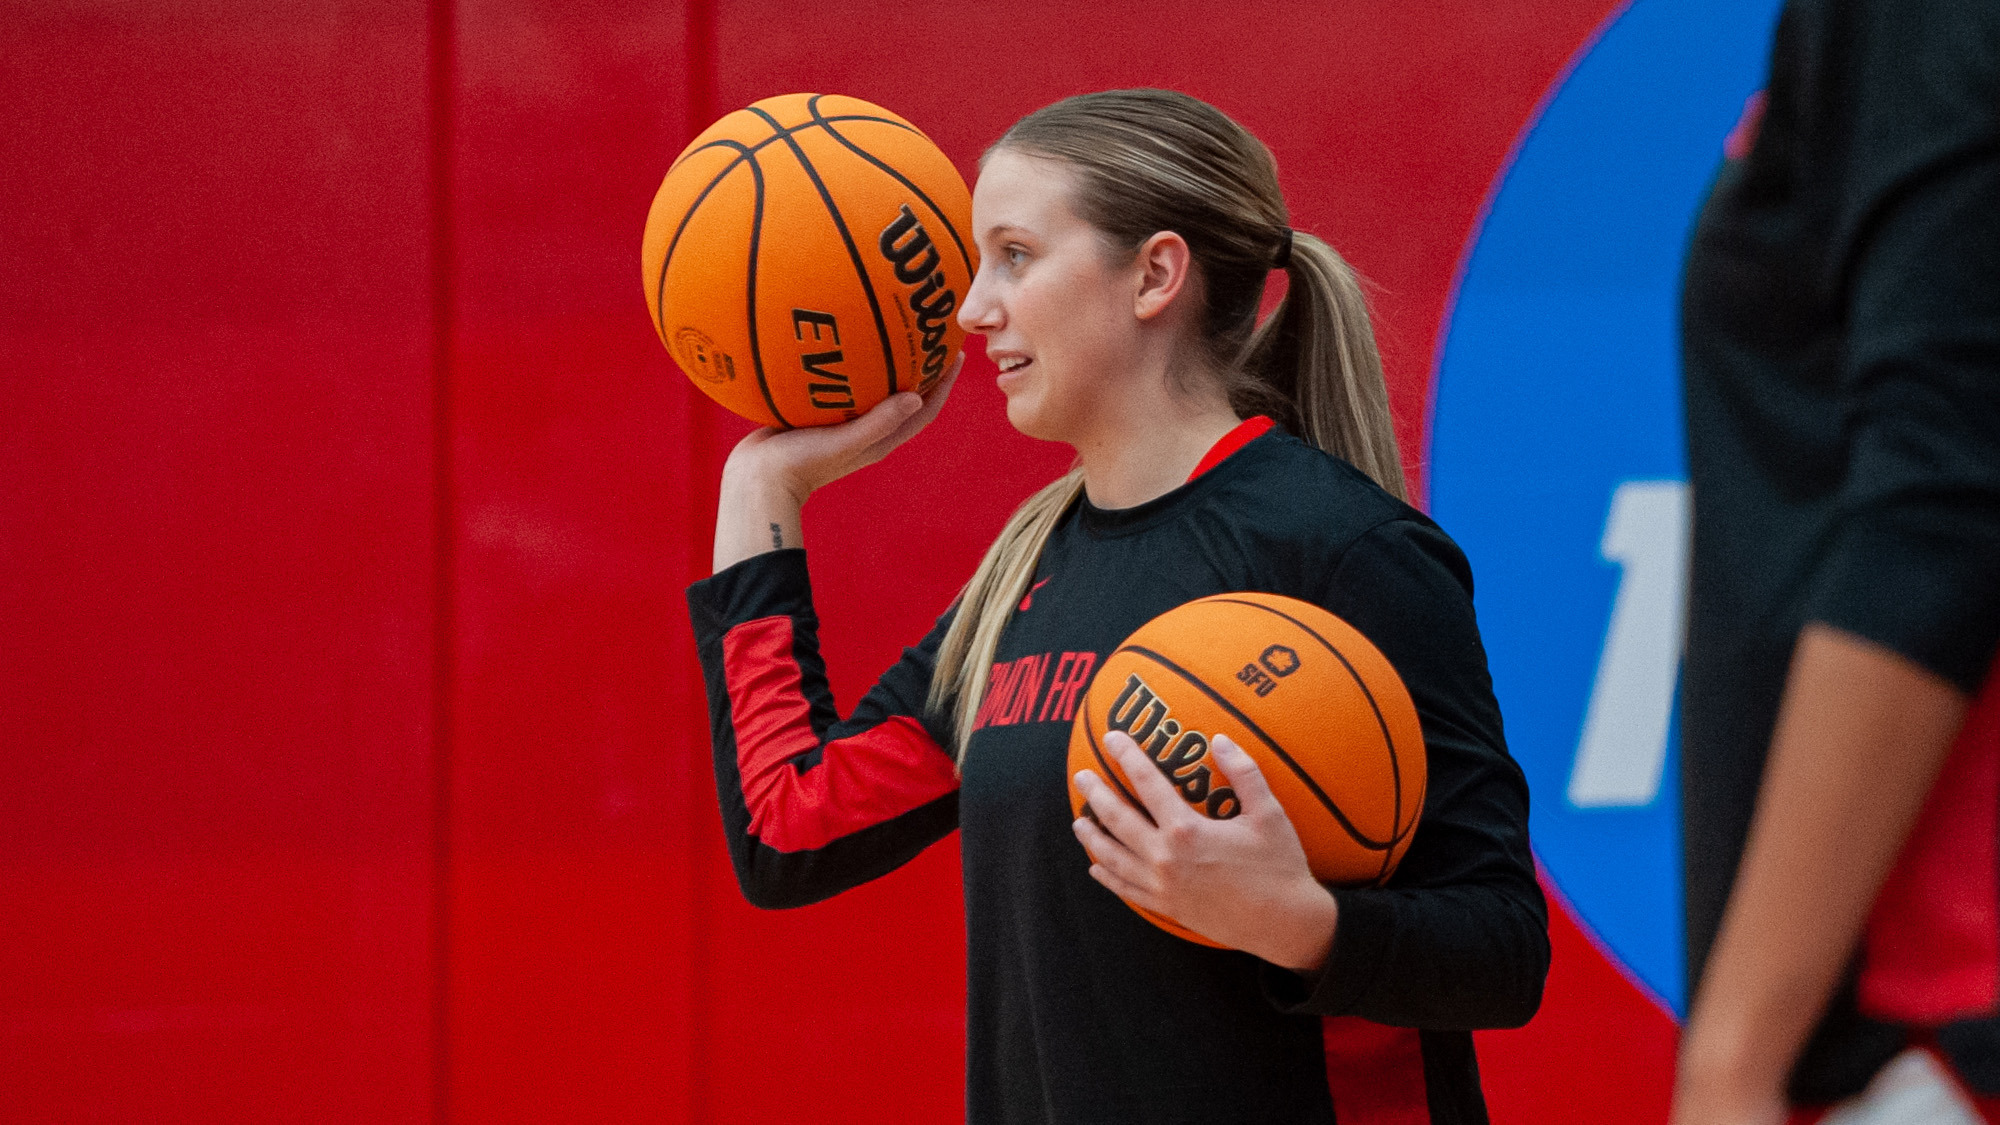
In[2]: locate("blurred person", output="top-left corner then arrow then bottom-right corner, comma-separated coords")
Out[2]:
1674,1 -> 2000,1123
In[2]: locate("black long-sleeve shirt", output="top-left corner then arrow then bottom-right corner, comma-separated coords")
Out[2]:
1681,0 -> 2000,1102
689,427 -> 1548,1124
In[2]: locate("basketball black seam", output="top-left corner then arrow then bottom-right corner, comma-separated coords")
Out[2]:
1202,597 -> 1419,863
656,138 -> 751,348
1081,683 -> 1237,942
661,114 -> 928,279
1205,596 -> 1421,885
663,114 -> 925,255
1082,708 -> 1146,822
1121,644 -> 1393,852
651,111 -> 922,416
652,134 -> 791,429
742,153 -> 786,428
652,108 -> 927,415
1219,595 -> 1416,884
744,103 -> 901,399
669,112 -> 921,176
806,95 -> 975,279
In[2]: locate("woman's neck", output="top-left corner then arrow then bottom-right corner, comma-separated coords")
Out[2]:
1071,386 -> 1243,510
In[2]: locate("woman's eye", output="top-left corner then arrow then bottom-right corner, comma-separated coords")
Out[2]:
1003,245 -> 1028,267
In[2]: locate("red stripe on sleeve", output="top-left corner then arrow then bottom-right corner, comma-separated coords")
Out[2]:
722,616 -> 959,854
1187,415 -> 1274,482
1724,90 -> 1766,161
1321,1017 -> 1430,1125
1858,657 -> 2000,1024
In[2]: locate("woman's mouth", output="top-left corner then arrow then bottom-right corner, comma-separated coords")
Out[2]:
995,356 -> 1033,389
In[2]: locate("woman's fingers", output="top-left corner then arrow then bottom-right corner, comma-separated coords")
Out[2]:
726,352 -> 963,502
828,389 -> 924,456
1074,812 -> 1169,913
1072,813 -> 1155,897
863,354 -> 962,461
1085,860 -> 1162,914
805,350 -> 966,482
1071,762 -> 1156,846
1102,729 -> 1205,834
908,354 -> 962,429
844,391 -> 927,466
757,391 -> 922,494
1207,733 -> 1279,814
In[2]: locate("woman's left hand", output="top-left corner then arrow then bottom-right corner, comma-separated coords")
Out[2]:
1072,731 -> 1340,971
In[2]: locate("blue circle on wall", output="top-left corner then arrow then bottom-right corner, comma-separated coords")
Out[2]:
1428,0 -> 1783,1015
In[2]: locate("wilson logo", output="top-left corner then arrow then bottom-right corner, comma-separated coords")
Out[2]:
877,205 -> 957,391
1105,673 -> 1241,819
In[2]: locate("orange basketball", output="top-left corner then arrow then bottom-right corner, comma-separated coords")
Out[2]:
641,93 -> 976,428
1067,593 -> 1427,945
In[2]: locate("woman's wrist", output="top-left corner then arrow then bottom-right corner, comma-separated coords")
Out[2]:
1261,880 -> 1340,974
720,436 -> 807,505
713,444 -> 809,572
718,467 -> 799,522
1672,1011 -> 1790,1124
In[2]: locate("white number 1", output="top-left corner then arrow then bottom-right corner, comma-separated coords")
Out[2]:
1567,480 -> 1689,808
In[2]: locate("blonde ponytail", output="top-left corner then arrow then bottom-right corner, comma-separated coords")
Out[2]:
928,468 -> 1085,758
1240,233 -> 1407,500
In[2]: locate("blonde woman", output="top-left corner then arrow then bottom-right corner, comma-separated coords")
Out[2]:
689,89 -> 1547,1125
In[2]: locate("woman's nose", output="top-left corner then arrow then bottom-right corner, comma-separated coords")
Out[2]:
957,266 -> 1001,333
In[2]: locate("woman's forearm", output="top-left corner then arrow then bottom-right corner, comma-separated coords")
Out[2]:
1677,623 -> 1969,1110
713,456 -> 806,573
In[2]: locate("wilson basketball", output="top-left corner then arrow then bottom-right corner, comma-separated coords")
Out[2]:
641,93 -> 976,428
1067,592 -> 1427,945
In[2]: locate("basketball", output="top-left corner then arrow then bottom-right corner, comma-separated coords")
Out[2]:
641,93 -> 977,429
1067,592 -> 1427,945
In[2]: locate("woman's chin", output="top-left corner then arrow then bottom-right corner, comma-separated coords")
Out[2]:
1003,394 -> 1063,442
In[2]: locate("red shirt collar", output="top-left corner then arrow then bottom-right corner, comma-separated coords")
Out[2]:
1186,415 -> 1275,482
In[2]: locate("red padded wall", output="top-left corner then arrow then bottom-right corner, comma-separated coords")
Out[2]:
3,2 -> 1671,1122
0,3 -> 436,1120
444,1 -> 701,1120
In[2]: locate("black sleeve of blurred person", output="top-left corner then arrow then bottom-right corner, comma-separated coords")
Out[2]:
1681,0 -> 2000,1102
1802,5 -> 2000,692
1686,0 -> 2000,695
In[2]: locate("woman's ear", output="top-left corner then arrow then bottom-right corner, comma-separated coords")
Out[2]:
1131,230 -> 1193,321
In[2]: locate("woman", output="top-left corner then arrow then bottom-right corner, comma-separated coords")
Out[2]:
688,89 -> 1546,1125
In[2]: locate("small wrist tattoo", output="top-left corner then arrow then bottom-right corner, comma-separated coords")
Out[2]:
770,523 -> 784,550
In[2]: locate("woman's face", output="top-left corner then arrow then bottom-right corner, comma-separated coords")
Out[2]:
957,149 -> 1146,444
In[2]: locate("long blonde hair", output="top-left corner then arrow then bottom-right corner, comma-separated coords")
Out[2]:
928,89 -> 1405,757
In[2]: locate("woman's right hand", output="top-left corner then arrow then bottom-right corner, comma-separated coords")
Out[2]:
712,357 -> 960,572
